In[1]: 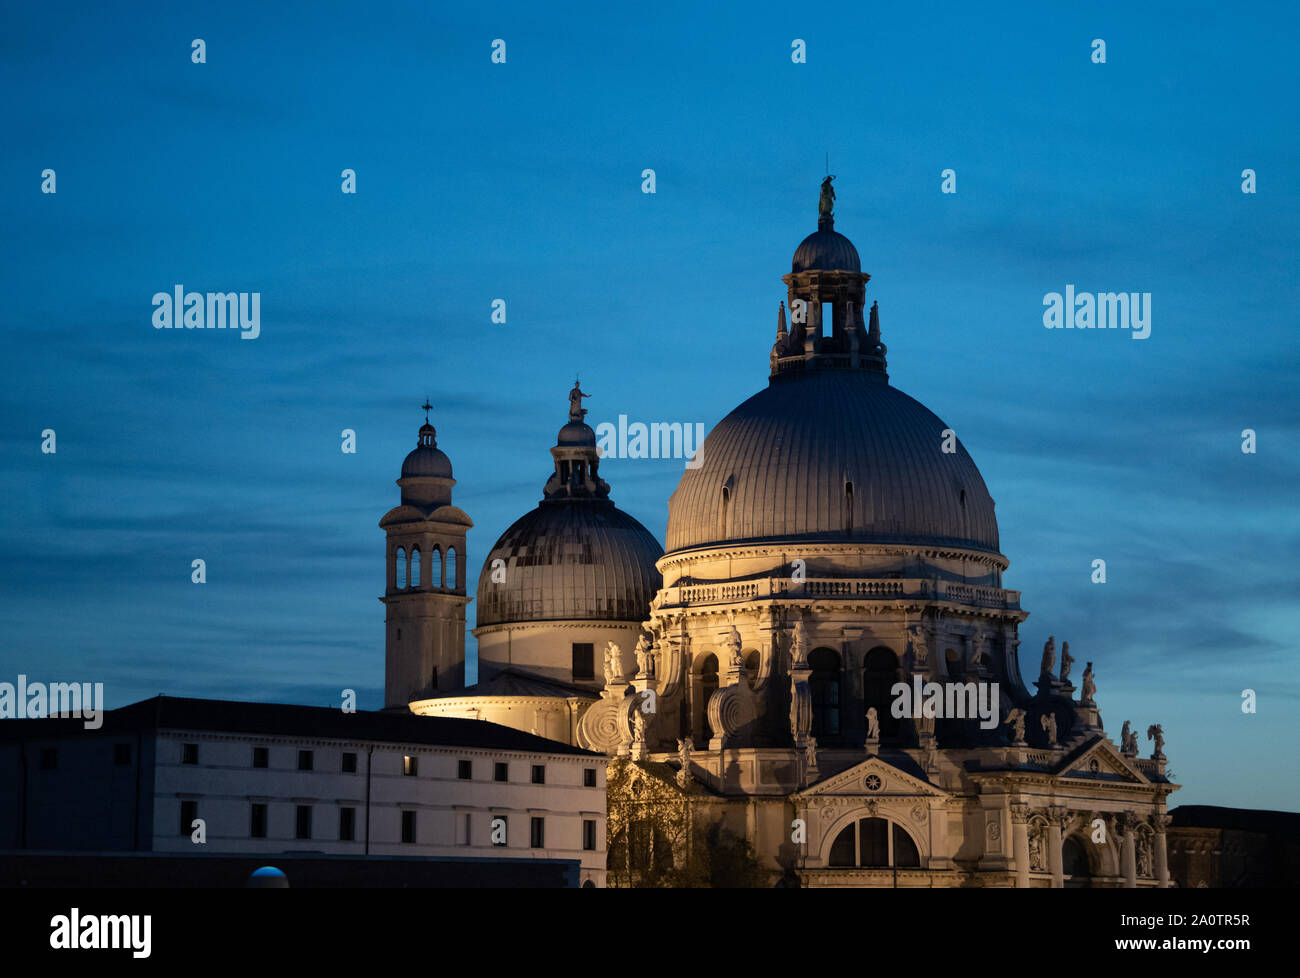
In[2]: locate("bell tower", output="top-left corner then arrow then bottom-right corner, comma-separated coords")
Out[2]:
380,402 -> 473,708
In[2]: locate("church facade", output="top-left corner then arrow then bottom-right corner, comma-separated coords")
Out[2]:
386,182 -> 1179,887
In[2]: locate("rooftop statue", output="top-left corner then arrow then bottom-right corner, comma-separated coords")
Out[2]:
818,175 -> 836,218
1080,661 -> 1096,704
1060,640 -> 1074,683
1148,723 -> 1165,758
568,381 -> 590,422
1040,712 -> 1058,746
1040,636 -> 1056,677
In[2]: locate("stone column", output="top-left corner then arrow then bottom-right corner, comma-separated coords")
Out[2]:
1154,814 -> 1172,888
1048,806 -> 1067,888
1010,802 -> 1031,889
1120,812 -> 1138,888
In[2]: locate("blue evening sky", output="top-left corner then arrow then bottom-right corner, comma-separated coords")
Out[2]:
1,1 -> 1296,809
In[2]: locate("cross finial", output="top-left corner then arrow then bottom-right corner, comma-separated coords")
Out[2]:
421,399 -> 432,423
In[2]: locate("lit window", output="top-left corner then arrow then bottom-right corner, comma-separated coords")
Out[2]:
403,755 -> 418,776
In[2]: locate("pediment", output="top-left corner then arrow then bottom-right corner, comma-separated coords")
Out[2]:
793,755 -> 948,801
1057,738 -> 1147,783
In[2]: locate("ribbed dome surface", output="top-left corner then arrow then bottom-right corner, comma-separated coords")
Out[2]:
402,444 -> 452,478
557,421 -> 597,446
476,501 -> 664,627
666,371 -> 1000,554
792,228 -> 861,273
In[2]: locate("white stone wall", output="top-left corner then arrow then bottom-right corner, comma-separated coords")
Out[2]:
151,730 -> 608,886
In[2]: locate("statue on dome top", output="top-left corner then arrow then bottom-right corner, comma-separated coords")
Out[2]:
568,381 -> 590,422
818,175 -> 836,218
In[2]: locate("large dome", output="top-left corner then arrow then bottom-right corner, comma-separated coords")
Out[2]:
665,370 -> 999,555
476,501 -> 663,627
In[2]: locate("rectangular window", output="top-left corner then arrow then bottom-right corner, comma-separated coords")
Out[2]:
339,807 -> 356,842
298,750 -> 313,771
583,819 -> 597,851
458,759 -> 472,780
253,747 -> 268,768
494,762 -> 508,782
401,810 -> 417,844
39,747 -> 57,770
114,743 -> 131,766
571,642 -> 595,680
530,816 -> 545,849
250,803 -> 267,839
341,752 -> 357,773
583,767 -> 597,787
403,754 -> 418,776
180,800 -> 197,836
295,805 -> 312,840
182,743 -> 198,765
531,765 -> 545,785
463,813 -> 472,846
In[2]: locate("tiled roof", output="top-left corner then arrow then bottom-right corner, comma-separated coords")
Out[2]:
0,695 -> 603,757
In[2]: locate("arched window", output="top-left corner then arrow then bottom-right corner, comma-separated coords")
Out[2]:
828,818 -> 921,868
809,648 -> 840,738
446,547 -> 458,590
1062,835 -> 1092,888
395,547 -> 407,589
696,654 -> 719,742
845,480 -> 854,534
410,547 -> 421,588
744,650 -> 760,690
863,647 -> 901,739
719,485 -> 730,537
945,647 -> 960,677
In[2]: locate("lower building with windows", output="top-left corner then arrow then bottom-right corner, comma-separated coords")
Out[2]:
0,695 -> 608,887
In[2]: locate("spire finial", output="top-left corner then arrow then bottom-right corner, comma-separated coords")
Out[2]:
421,399 -> 433,423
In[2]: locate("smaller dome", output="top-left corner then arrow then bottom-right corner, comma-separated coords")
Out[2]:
792,228 -> 861,273
402,423 -> 452,478
557,421 -> 597,447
